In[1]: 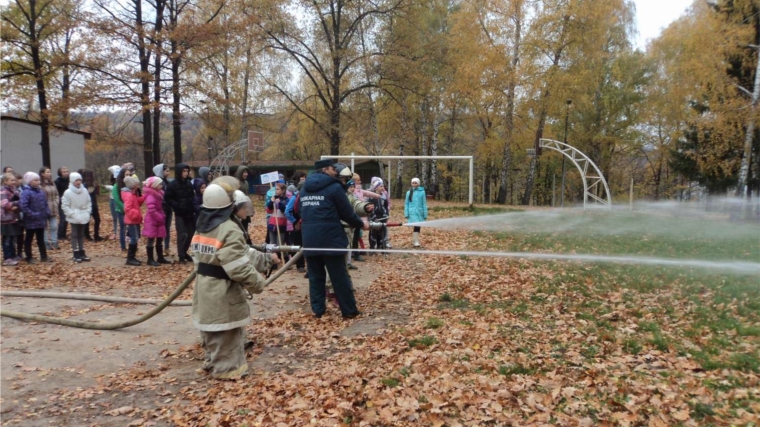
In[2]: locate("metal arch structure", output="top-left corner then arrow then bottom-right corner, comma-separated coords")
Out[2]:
539,138 -> 612,208
209,137 -> 249,177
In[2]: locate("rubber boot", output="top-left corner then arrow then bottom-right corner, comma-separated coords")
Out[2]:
80,250 -> 91,262
413,232 -> 421,247
126,245 -> 140,266
156,246 -> 171,264
146,246 -> 160,266
72,250 -> 82,263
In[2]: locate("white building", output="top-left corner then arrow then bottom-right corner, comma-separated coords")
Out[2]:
0,116 -> 90,175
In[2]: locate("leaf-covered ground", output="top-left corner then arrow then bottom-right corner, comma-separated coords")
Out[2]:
2,201 -> 758,426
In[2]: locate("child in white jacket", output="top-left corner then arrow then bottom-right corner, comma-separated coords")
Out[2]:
62,172 -> 92,263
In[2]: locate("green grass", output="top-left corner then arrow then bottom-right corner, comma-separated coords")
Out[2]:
426,317 -> 444,329
381,377 -> 400,388
408,336 -> 437,348
623,338 -> 642,355
498,364 -> 535,377
648,333 -> 670,352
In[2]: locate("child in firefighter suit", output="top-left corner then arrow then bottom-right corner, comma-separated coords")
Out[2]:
191,180 -> 276,380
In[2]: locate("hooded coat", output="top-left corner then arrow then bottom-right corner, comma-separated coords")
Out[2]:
198,166 -> 212,185
298,172 -> 364,257
20,185 -> 50,229
143,186 -> 166,238
122,187 -> 146,225
153,164 -> 172,212
165,163 -> 195,217
61,182 -> 92,225
404,186 -> 428,223
192,179 -> 205,219
1,185 -> 21,224
234,166 -> 249,195
54,175 -> 69,202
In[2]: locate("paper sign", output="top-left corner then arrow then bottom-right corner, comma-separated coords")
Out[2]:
260,171 -> 279,184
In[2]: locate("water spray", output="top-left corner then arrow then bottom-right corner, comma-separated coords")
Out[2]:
300,247 -> 760,276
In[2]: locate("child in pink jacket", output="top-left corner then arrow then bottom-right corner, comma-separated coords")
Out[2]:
142,177 -> 171,266
122,176 -> 146,266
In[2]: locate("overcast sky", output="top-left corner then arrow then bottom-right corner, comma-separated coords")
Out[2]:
633,0 -> 693,49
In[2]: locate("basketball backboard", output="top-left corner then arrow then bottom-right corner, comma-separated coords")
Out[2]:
248,131 -> 264,152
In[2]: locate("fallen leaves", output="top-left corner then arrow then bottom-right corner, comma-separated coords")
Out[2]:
3,202 -> 759,426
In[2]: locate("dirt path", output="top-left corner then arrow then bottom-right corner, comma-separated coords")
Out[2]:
1,252 -> 404,426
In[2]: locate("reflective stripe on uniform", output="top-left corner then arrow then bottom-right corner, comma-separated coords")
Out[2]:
221,255 -> 249,273
193,317 -> 250,332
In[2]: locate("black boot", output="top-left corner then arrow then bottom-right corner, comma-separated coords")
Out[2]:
80,250 -> 91,262
156,246 -> 171,264
146,246 -> 160,266
72,251 -> 82,263
126,245 -> 140,266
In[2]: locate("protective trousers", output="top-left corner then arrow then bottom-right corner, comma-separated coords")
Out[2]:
307,255 -> 359,317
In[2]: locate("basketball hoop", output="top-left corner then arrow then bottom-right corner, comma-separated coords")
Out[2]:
248,131 -> 264,152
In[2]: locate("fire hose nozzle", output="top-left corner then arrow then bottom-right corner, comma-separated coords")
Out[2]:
251,244 -> 302,253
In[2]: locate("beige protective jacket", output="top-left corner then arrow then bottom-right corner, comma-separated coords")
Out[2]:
191,217 -> 270,332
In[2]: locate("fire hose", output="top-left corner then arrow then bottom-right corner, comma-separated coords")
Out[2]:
0,247 -> 303,330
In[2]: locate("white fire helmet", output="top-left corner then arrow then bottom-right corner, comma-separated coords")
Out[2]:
202,183 -> 234,209
233,190 -> 254,217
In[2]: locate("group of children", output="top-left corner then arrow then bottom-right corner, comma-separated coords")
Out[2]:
2,161 -> 429,269
1,168 -> 93,265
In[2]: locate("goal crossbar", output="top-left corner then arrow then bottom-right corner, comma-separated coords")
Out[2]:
321,154 -> 474,206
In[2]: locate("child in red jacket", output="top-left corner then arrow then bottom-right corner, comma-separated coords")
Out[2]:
265,183 -> 288,259
122,176 -> 146,266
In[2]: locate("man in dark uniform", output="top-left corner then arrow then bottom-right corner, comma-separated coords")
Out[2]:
299,159 -> 369,319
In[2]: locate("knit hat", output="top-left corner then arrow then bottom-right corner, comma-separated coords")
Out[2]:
314,158 -> 335,169
371,176 -> 382,186
347,180 -> 355,187
23,172 -> 40,184
370,181 -> 383,192
108,165 -> 121,178
287,185 -> 297,194
124,176 -> 140,189
68,172 -> 82,183
411,177 -> 420,185
144,176 -> 163,189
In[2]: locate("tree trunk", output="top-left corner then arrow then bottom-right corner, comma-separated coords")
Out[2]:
171,47 -> 182,165
169,0 -> 182,165
736,45 -> 760,197
151,0 -> 164,168
137,0 -> 153,177
420,100 -> 428,184
522,105 -> 548,205
497,1 -> 522,205
60,27 -> 73,127
33,40 -> 51,168
242,39 -> 253,136
430,104 -> 442,197
396,98 -> 410,199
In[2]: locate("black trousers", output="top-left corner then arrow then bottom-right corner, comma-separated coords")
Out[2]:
307,254 -> 359,317
175,215 -> 195,257
84,197 -> 100,238
57,202 -> 68,239
24,228 -> 47,260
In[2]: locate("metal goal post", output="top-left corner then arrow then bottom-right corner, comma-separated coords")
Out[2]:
320,154 -> 475,206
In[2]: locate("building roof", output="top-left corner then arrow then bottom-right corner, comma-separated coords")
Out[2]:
1,115 -> 92,139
